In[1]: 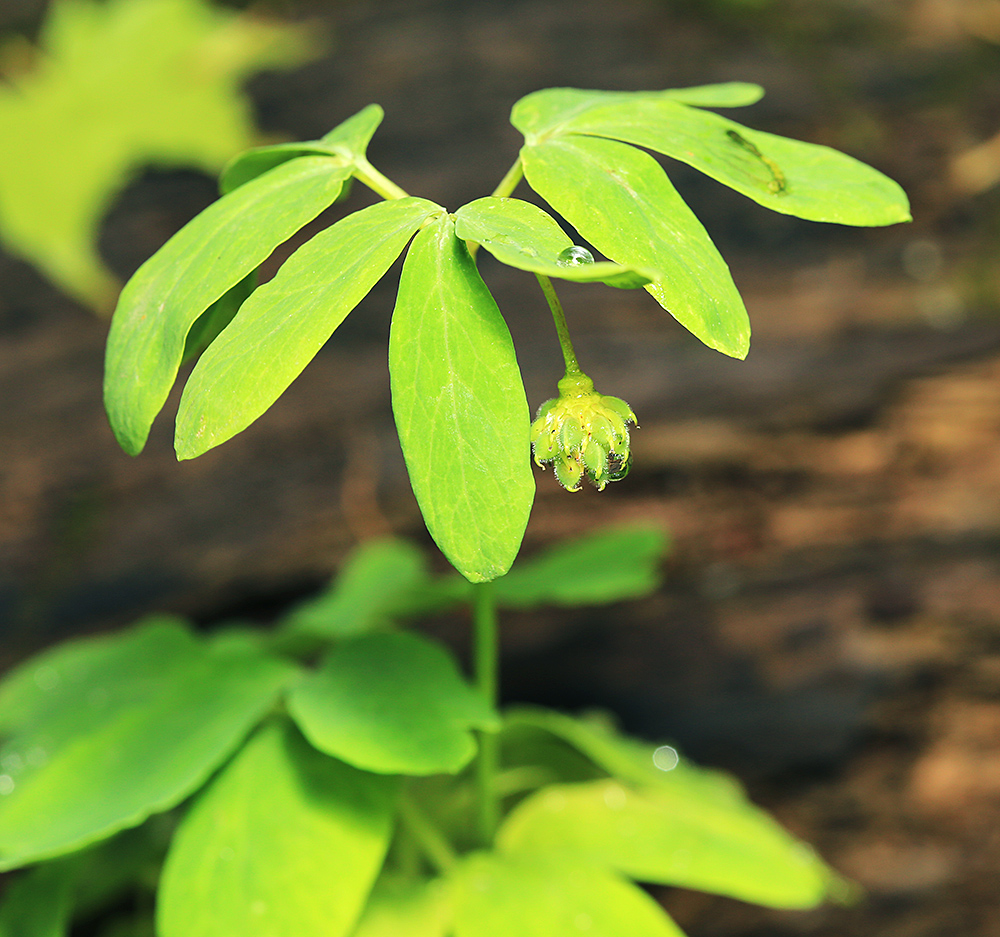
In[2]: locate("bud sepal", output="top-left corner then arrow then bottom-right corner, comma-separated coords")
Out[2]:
530,373 -> 637,492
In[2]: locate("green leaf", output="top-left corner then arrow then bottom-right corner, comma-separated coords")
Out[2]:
498,779 -> 835,909
449,852 -> 686,937
0,0 -> 317,310
557,100 -> 911,226
495,524 -> 667,608
389,215 -> 534,582
350,876 -> 449,937
174,196 -> 441,459
281,539 -> 432,640
220,104 -> 384,194
0,617 -> 296,869
521,135 -> 750,359
0,858 -> 77,937
510,85 -> 763,141
105,155 -> 352,456
157,719 -> 398,937
181,269 -> 256,365
288,631 -> 498,775
454,198 -> 653,289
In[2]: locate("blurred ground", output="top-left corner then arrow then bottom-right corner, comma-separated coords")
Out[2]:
5,0 -> 1000,934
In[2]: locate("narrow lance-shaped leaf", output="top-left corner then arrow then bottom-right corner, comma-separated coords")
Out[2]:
220,104 -> 384,194
522,134 -> 750,358
510,84 -> 764,141
157,719 -> 398,937
511,86 -> 910,226
454,197 -> 653,289
389,215 -> 534,582
0,618 -> 296,869
556,98 -> 911,225
104,155 -> 352,456
288,631 -> 499,775
175,196 -> 442,459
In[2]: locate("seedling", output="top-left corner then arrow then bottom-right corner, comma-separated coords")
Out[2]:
0,84 -> 908,936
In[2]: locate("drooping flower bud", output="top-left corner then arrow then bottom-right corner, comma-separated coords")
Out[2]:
530,372 -> 637,492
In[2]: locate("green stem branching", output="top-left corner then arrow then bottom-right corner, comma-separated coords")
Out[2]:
353,157 -> 410,200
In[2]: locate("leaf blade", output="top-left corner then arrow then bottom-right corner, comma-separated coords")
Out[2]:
157,719 -> 398,937
454,197 -> 653,289
0,619 -> 296,869
449,852 -> 686,937
389,215 -> 534,582
522,135 -> 750,358
175,196 -> 441,459
288,631 -> 498,775
559,98 -> 911,225
104,155 -> 351,455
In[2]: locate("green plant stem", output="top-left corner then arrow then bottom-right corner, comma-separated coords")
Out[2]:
397,791 -> 457,875
535,273 -> 581,376
353,157 -> 410,200
490,158 -> 524,199
473,580 -> 500,846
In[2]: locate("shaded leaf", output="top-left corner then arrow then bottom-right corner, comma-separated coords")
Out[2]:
389,215 -> 534,582
454,197 -> 652,289
449,852 -> 686,937
0,618 -> 296,869
0,0 -> 317,309
175,196 -> 441,459
220,104 -> 384,194
105,155 -> 351,456
281,539 -> 432,640
288,631 -> 498,775
157,719 -> 397,937
0,857 -> 77,937
495,524 -> 667,608
498,779 -> 836,909
350,876 -> 449,937
521,135 -> 750,358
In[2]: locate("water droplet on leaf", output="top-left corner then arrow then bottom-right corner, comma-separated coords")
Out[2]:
556,245 -> 594,267
653,745 -> 679,771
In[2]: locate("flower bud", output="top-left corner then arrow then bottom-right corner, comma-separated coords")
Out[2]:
530,373 -> 637,492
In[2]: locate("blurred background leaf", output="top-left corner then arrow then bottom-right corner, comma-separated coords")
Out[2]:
0,0 -> 320,312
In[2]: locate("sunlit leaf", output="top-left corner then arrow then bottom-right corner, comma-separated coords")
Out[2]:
499,780 -> 835,908
510,84 -> 764,141
389,215 -> 534,582
349,875 -> 449,937
0,618 -> 296,869
158,719 -> 398,937
512,86 -> 909,226
288,631 -> 498,775
220,104 -> 384,194
495,524 -> 667,607
105,155 -> 352,456
454,197 -> 653,289
521,135 -> 750,359
449,852 -> 686,937
175,196 -> 441,459
0,0 -> 318,310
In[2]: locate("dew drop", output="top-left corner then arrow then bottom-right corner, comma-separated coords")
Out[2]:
653,745 -> 679,772
556,246 -> 594,267
33,666 -> 59,691
574,912 -> 593,931
250,900 -> 267,916
0,752 -> 23,774
0,775 -> 15,796
219,846 -> 235,861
